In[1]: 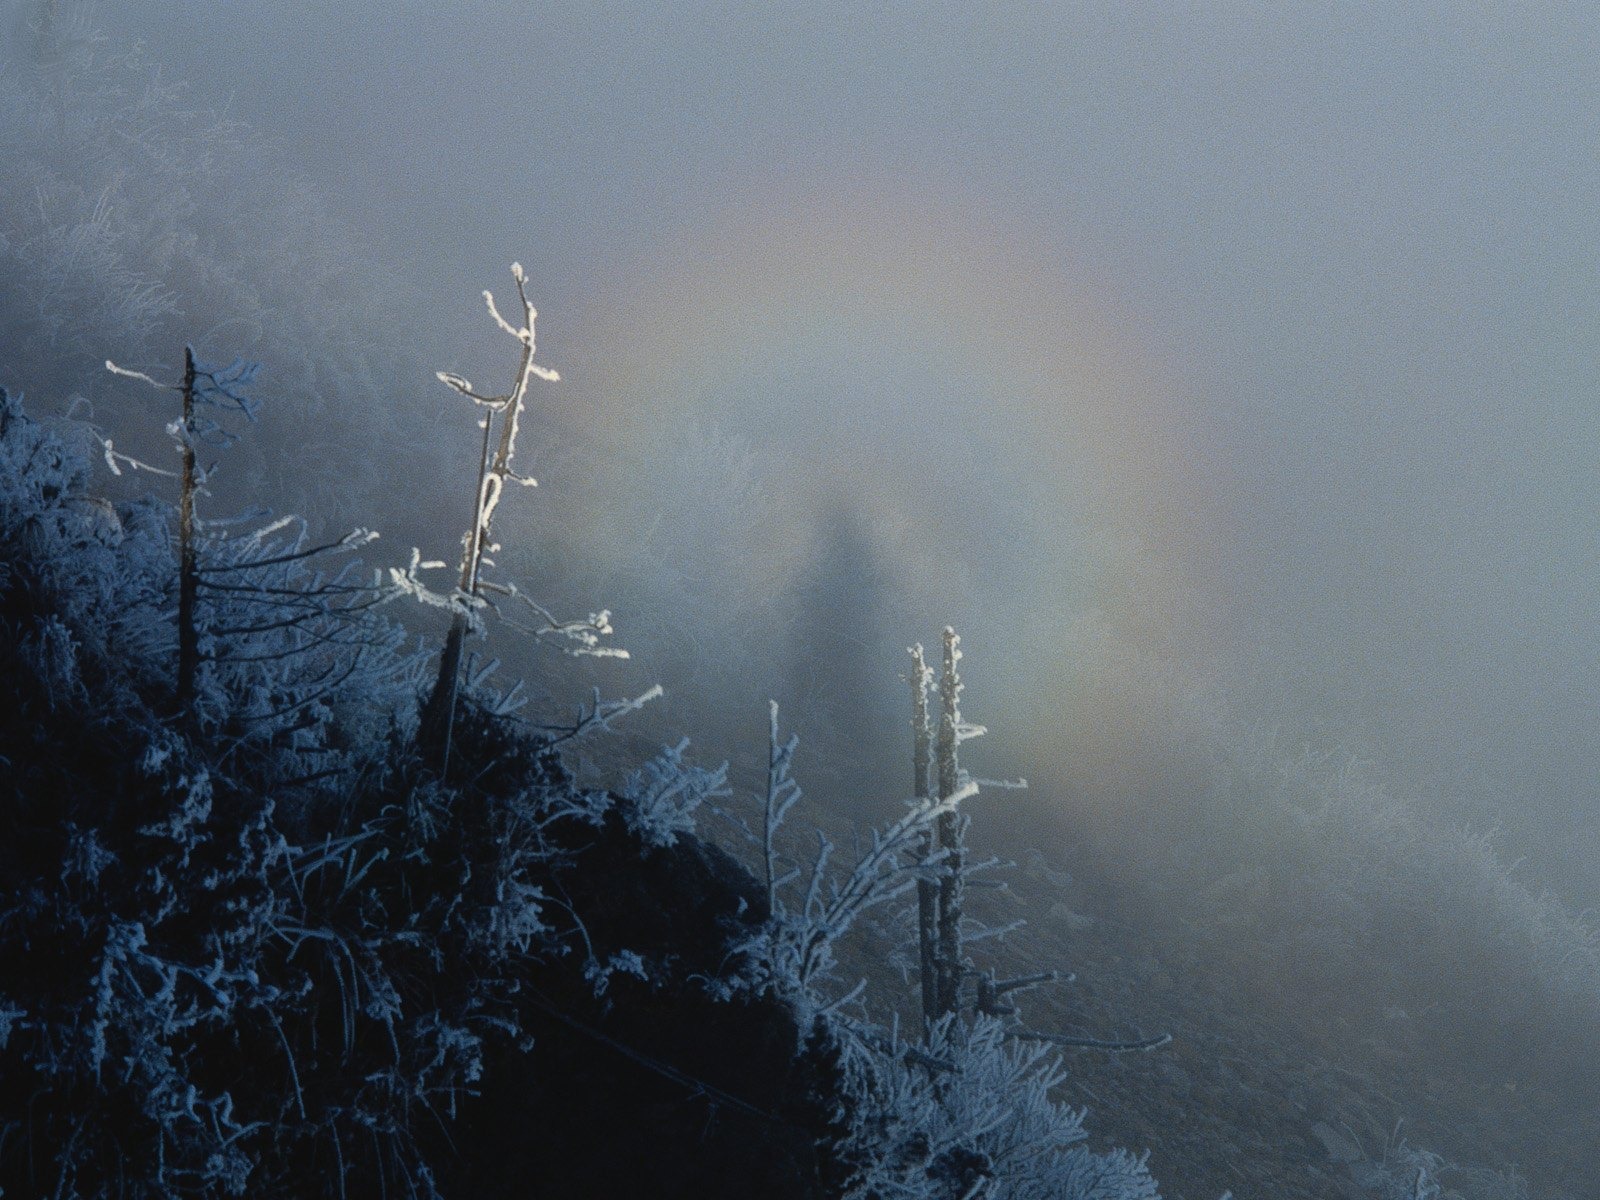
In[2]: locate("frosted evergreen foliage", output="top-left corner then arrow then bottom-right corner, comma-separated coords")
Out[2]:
717,696 -> 1158,1199
831,1015 -> 1159,1200
98,348 -> 430,762
0,386 -> 590,1198
620,739 -> 731,848
726,706 -> 966,1019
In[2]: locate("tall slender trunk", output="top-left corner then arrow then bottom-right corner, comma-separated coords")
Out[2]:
934,626 -> 965,1020
175,347 -> 199,713
417,265 -> 552,775
419,409 -> 496,772
910,643 -> 939,1034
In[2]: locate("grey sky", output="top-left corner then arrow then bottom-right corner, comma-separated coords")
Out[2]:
86,1 -> 1600,897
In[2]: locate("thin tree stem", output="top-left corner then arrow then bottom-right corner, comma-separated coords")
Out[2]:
910,643 -> 940,1036
935,626 -> 965,1020
176,346 -> 199,713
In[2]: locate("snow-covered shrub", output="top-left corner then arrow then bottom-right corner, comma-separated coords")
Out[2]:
0,419 -> 296,1190
711,701 -> 1160,1199
0,387 -> 175,706
620,738 -> 730,848
828,1015 -> 1160,1200
584,949 -> 652,998
719,705 -> 963,1019
1180,726 -> 1600,1046
1344,1138 -> 1530,1200
0,388 -> 589,1198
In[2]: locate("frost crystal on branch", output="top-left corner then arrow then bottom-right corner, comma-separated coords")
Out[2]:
103,350 -> 419,732
416,265 -> 624,776
621,740 -> 730,848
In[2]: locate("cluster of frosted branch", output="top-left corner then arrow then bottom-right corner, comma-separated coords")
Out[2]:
729,703 -> 970,1016
189,512 -> 426,761
436,262 -> 559,605
762,699 -> 804,916
101,354 -> 427,742
831,1014 -> 1161,1200
418,266 -> 628,771
479,578 -> 629,659
620,739 -> 730,848
386,548 -> 487,625
100,354 -> 253,479
534,684 -> 665,749
108,353 -> 259,447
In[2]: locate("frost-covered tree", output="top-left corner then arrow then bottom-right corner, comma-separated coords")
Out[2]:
101,350 -> 416,749
904,629 -> 1168,1059
0,15 -> 433,519
932,626 -> 980,1020
728,701 -> 968,1019
413,265 -> 625,774
906,628 -> 1028,1030
0,379 -> 600,1199
709,675 -> 1161,1200
910,641 -> 941,1027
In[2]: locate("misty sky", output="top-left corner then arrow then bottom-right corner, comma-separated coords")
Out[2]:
83,2 -> 1600,897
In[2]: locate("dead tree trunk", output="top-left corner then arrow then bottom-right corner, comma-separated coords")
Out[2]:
933,625 -> 966,1020
910,643 -> 939,1034
418,401 -> 495,770
418,264 -> 556,775
175,346 -> 199,713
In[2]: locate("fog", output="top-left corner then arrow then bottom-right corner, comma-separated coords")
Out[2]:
19,0 -> 1600,909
